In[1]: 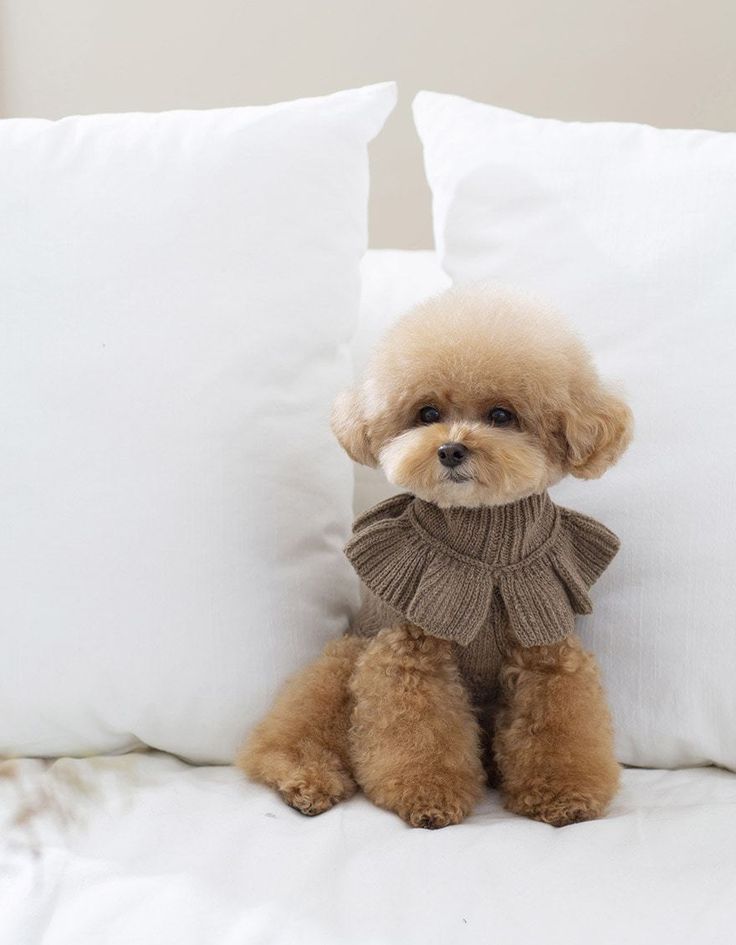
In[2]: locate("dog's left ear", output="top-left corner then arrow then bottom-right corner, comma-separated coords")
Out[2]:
331,387 -> 377,467
563,385 -> 633,479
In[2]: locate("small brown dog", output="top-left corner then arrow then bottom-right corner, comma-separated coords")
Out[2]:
239,286 -> 632,829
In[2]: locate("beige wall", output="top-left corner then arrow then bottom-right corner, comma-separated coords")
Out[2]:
1,0 -> 734,247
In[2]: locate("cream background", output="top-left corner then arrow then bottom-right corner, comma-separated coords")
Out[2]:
1,0 -> 734,247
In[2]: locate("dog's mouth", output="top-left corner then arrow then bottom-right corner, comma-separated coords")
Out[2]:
442,470 -> 473,484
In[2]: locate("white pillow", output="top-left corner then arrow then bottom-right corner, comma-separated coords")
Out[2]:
414,91 -> 736,771
0,83 -> 396,764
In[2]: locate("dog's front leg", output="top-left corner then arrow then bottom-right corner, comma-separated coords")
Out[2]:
238,635 -> 364,815
493,634 -> 620,826
348,623 -> 485,829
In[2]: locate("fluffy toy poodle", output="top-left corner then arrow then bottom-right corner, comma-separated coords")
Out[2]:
239,286 -> 632,829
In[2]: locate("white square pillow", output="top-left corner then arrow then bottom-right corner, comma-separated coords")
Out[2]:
0,83 -> 396,763
414,91 -> 736,771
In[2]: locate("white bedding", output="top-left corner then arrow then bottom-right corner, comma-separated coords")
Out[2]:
3,753 -> 736,945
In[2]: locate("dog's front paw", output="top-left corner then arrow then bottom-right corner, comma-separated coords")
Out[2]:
503,783 -> 609,827
390,779 -> 477,829
278,764 -> 356,817
403,802 -> 465,830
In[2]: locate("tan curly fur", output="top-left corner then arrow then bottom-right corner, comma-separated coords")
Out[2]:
238,636 -> 365,815
348,624 -> 486,828
493,636 -> 621,826
239,285 -> 631,828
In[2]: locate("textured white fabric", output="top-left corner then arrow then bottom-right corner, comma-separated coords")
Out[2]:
413,93 -> 736,771
0,84 -> 396,763
2,752 -> 735,945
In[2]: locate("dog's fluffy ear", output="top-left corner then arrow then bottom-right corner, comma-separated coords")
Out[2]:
331,387 -> 377,467
563,385 -> 633,479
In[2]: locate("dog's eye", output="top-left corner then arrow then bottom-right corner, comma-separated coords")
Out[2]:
488,406 -> 516,427
418,405 -> 441,424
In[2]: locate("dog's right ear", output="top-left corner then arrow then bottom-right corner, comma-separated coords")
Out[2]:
331,387 -> 377,467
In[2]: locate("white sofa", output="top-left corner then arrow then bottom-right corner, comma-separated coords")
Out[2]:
3,250 -> 736,945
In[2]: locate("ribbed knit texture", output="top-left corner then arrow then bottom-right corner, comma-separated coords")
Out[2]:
346,492 -> 619,696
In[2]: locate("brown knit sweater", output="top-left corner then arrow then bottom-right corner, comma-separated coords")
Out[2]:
346,492 -> 619,701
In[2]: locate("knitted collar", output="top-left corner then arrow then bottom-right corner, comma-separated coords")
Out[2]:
345,492 -> 619,648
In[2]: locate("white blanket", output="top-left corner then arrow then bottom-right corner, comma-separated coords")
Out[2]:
3,753 -> 735,945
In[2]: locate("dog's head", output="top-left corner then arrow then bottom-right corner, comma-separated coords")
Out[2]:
333,286 -> 632,508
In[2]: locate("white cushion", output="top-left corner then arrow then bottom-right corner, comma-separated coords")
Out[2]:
0,83 -> 396,763
414,91 -> 736,771
3,752 -> 736,945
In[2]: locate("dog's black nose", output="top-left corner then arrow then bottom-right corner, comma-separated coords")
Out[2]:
437,442 -> 468,468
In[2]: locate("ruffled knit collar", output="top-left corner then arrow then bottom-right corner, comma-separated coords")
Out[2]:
345,492 -> 619,648
397,492 -> 560,570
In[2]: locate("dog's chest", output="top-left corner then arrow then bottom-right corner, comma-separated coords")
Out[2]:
350,584 -> 511,703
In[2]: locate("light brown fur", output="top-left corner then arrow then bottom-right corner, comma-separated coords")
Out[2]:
239,285 -> 631,828
493,636 -> 621,825
349,624 -> 486,828
238,636 -> 364,815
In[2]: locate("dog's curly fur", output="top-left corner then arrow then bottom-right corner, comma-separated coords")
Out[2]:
494,636 -> 620,826
239,285 -> 631,828
348,624 -> 486,828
